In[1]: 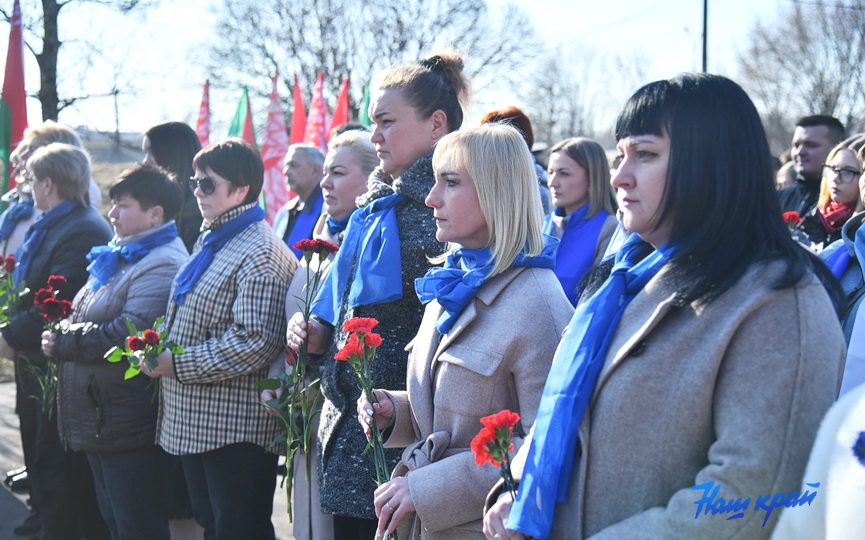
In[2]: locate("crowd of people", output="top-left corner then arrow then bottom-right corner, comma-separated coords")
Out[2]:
0,51 -> 861,540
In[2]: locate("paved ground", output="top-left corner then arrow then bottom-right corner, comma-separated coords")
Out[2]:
0,379 -> 295,540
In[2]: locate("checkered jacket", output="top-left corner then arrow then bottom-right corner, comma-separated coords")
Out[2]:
157,203 -> 298,455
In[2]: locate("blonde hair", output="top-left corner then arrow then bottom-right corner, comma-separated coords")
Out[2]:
822,144 -> 862,210
328,131 -> 378,177
548,137 -> 616,218
432,124 -> 544,277
28,143 -> 91,205
23,120 -> 83,149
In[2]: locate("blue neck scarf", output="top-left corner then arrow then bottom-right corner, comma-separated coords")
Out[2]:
508,233 -> 677,539
326,213 -> 351,236
172,204 -> 264,305
0,198 -> 34,242
14,200 -> 78,283
415,236 -> 558,334
544,206 -> 610,305
286,193 -> 325,258
86,222 -> 179,290
313,192 -> 407,325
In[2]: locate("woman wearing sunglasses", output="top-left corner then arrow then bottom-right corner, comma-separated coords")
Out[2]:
793,143 -> 862,251
287,51 -> 469,538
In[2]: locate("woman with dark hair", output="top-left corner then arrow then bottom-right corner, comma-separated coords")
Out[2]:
142,122 -> 203,251
287,51 -> 469,538
543,137 -> 617,305
483,73 -> 845,539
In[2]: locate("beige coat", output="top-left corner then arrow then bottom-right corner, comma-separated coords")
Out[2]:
501,262 -> 845,539
384,266 -> 574,539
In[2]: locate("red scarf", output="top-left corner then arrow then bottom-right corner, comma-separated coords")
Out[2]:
819,200 -> 857,233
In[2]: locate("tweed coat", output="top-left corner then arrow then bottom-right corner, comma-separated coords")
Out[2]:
383,265 -> 573,539
317,153 -> 446,519
497,261 -> 844,539
157,203 -> 298,455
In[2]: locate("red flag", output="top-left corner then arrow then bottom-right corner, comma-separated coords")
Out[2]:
261,72 -> 290,225
327,78 -> 349,144
195,79 -> 211,147
1,0 -> 28,191
303,71 -> 328,152
290,73 -> 306,145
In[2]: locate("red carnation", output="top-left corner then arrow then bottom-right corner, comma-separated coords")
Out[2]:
293,239 -> 317,253
471,426 -> 499,466
782,211 -> 802,225
335,334 -> 363,361
480,410 -> 521,431
343,317 -> 379,334
47,275 -> 67,291
3,255 -> 15,272
310,239 -> 339,254
127,336 -> 146,351
363,332 -> 383,348
33,288 -> 54,305
40,298 -> 72,321
142,329 -> 160,345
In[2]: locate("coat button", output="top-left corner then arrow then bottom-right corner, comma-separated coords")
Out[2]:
630,341 -> 646,356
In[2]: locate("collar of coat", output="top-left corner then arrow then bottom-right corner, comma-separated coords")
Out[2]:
358,152 -> 434,208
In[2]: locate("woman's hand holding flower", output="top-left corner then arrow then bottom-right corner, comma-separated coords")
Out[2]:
140,349 -> 174,378
41,330 -> 56,357
356,389 -> 394,439
374,476 -> 415,538
483,497 -> 527,540
286,312 -> 331,355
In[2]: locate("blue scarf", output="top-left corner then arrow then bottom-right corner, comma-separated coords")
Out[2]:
86,222 -> 179,290
313,192 -> 407,325
326,213 -> 351,236
544,206 -> 610,305
286,193 -> 325,258
415,236 -> 558,334
508,234 -> 677,539
14,200 -> 78,283
172,204 -> 264,305
0,198 -> 34,242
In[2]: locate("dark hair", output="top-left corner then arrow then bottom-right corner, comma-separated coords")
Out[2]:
378,51 -> 470,133
614,73 -> 841,307
192,138 -> 263,204
796,115 -> 845,145
480,106 -> 534,150
109,165 -> 182,222
144,122 -> 202,182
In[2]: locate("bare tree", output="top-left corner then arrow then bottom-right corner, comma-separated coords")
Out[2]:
738,1 -> 865,154
207,0 -> 539,121
0,0 -> 150,121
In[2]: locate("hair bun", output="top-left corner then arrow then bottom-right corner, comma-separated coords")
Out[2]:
419,55 -> 445,72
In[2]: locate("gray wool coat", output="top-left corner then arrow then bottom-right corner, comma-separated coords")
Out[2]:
317,153 -> 446,520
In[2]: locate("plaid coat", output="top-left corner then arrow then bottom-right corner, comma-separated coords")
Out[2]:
157,203 -> 298,455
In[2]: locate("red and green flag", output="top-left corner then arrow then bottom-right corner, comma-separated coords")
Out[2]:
0,0 -> 28,194
289,73 -> 306,144
195,79 -> 210,147
228,86 -> 255,147
359,80 -> 371,127
261,72 -> 290,225
327,77 -> 349,144
303,71 -> 328,152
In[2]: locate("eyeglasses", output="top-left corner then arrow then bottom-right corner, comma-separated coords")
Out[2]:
824,165 -> 862,184
188,176 -> 222,195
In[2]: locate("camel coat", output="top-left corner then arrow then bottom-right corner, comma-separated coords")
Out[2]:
497,261 -> 844,539
383,265 -> 574,539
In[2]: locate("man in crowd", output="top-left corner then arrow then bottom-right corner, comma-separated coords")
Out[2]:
778,115 -> 845,214
273,143 -> 325,258
142,138 -> 296,539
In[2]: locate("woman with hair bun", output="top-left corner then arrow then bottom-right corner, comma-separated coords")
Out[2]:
287,51 -> 470,538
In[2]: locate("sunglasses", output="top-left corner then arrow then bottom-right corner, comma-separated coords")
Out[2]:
188,176 -> 221,195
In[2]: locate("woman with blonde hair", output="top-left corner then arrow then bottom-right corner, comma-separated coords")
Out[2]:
794,143 -> 862,250
544,137 -> 617,304
356,123 -> 573,539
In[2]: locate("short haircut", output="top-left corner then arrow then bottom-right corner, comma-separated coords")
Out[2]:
614,73 -> 836,306
432,123 -> 543,277
288,143 -> 325,170
109,165 -> 182,221
24,120 -> 83,149
143,122 -> 201,183
796,115 -> 845,145
327,131 -> 378,178
480,106 -> 535,150
192,138 -> 263,204
28,143 -> 91,205
548,137 -> 617,218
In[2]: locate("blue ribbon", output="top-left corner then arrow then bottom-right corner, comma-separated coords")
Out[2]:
543,206 -> 610,305
14,200 -> 78,283
0,199 -> 34,242
415,236 -> 558,334
326,213 -> 351,236
86,222 -> 179,290
508,233 -> 677,539
313,193 -> 407,325
172,205 -> 265,305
